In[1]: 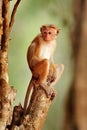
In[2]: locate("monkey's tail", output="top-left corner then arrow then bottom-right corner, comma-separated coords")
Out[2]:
23,77 -> 33,114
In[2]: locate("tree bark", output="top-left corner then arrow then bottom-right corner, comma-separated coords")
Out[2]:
0,0 -> 21,129
20,87 -> 52,130
63,0 -> 87,130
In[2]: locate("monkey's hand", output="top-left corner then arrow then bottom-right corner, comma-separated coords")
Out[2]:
47,64 -> 64,91
49,64 -> 64,87
47,64 -> 57,84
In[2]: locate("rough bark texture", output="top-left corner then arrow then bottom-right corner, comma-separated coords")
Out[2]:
0,0 -> 3,39
0,1 -> 15,129
20,87 -> 52,130
63,0 -> 87,130
0,0 -> 21,130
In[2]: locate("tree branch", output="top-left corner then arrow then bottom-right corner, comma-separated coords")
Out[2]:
1,0 -> 10,51
9,0 -> 21,32
10,64 -> 64,130
0,0 -> 3,48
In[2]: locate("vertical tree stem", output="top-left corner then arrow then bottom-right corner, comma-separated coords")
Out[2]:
0,1 -> 16,130
0,0 -> 3,48
1,0 -> 10,51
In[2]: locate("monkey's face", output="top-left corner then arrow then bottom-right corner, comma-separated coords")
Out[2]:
41,28 -> 59,42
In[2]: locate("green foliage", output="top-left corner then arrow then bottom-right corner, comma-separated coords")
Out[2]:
9,0 -> 73,130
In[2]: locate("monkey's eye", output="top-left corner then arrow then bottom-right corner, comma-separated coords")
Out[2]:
48,32 -> 51,34
43,31 -> 47,34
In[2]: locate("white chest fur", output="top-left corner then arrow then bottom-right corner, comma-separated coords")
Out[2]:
40,40 -> 56,59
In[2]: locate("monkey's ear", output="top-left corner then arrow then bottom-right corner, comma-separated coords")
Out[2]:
40,25 -> 44,32
40,27 -> 42,32
56,29 -> 61,35
40,25 -> 46,32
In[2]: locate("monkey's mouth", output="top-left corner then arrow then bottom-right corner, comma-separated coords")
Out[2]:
44,37 -> 51,41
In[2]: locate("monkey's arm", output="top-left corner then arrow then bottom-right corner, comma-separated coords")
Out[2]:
27,41 -> 42,70
48,56 -> 57,79
50,64 -> 64,87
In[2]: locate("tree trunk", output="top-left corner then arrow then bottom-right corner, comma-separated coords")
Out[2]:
63,0 -> 87,130
0,1 -> 20,129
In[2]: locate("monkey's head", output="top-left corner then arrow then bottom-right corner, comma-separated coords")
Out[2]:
40,24 -> 59,41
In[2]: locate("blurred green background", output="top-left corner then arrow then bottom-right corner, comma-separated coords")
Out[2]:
8,0 -> 74,130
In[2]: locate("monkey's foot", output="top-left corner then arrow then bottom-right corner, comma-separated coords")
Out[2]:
33,79 -> 56,100
40,84 -> 56,100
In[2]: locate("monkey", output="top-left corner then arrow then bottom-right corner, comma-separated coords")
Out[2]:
23,24 -> 60,113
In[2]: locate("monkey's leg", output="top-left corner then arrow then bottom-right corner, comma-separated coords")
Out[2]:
32,59 -> 55,98
48,64 -> 64,87
33,59 -> 49,84
46,64 -> 64,100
